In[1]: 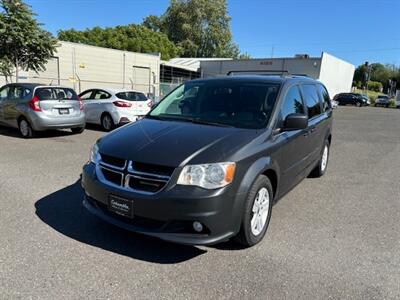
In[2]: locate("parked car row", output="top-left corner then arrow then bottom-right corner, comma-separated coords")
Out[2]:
333,93 -> 370,107
0,83 -> 153,137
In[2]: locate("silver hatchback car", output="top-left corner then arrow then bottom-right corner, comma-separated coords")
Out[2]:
0,83 -> 86,138
79,88 -> 153,131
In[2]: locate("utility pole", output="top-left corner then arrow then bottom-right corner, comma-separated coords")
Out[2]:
271,46 -> 275,58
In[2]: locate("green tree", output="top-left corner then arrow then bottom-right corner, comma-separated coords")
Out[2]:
0,57 -> 12,82
0,0 -> 57,82
143,0 -> 240,58
58,24 -> 180,60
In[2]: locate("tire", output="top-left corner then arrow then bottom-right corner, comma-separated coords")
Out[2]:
101,114 -> 114,131
310,139 -> 330,178
71,127 -> 84,134
235,175 -> 273,247
18,118 -> 35,138
356,102 -> 361,107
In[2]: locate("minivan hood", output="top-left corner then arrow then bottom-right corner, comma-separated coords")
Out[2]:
98,118 -> 262,167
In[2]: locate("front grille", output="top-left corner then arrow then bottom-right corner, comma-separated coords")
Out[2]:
97,154 -> 174,194
130,161 -> 174,177
100,153 -> 126,168
100,167 -> 123,186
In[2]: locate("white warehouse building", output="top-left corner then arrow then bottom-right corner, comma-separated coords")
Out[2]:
1,41 -> 161,96
200,52 -> 355,98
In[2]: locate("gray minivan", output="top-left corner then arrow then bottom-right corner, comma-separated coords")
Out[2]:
81,76 -> 333,247
0,83 -> 86,137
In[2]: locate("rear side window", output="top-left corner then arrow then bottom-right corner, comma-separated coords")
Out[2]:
280,85 -> 304,123
9,86 -> 31,100
317,84 -> 331,112
116,92 -> 148,101
35,87 -> 78,100
302,84 -> 321,118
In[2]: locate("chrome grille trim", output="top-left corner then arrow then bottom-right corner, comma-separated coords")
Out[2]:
95,157 -> 173,195
127,161 -> 171,180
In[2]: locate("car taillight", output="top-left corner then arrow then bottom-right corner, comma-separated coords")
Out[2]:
29,96 -> 41,112
113,101 -> 132,108
147,100 -> 154,108
78,96 -> 84,111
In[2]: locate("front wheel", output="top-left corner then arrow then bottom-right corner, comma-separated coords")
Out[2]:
235,175 -> 273,247
356,102 -> 361,107
18,118 -> 35,138
310,139 -> 330,178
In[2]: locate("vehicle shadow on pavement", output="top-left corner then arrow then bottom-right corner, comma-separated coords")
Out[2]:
34,180 -> 206,264
0,125 -> 74,139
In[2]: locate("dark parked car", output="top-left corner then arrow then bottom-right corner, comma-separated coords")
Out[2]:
81,76 -> 333,247
334,93 -> 368,107
0,83 -> 85,137
375,95 -> 390,107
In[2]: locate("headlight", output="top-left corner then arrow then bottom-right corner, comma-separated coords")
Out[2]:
177,162 -> 236,189
90,143 -> 100,164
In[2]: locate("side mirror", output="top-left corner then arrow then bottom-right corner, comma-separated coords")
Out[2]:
283,113 -> 308,131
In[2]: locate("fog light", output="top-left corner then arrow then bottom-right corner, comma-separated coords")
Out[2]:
193,221 -> 203,233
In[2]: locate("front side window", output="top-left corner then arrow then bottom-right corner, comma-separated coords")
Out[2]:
79,90 -> 94,100
94,90 -> 111,100
317,84 -> 331,112
302,84 -> 321,118
0,86 -> 10,101
280,85 -> 304,124
149,81 -> 280,129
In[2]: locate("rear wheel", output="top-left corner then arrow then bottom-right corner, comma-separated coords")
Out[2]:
18,118 -> 34,138
310,139 -> 330,178
235,175 -> 273,247
101,114 -> 114,131
71,127 -> 85,134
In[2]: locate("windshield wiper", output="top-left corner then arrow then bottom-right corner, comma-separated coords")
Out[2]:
183,118 -> 234,128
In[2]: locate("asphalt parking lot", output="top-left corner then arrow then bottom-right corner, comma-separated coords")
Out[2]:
0,107 -> 399,299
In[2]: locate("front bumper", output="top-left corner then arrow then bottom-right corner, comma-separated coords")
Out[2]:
81,163 -> 245,245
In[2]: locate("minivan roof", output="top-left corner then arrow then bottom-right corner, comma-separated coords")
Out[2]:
188,75 -> 318,85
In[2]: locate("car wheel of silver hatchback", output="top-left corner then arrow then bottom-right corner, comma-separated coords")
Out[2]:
18,119 -> 34,138
101,114 -> 113,131
236,175 -> 273,247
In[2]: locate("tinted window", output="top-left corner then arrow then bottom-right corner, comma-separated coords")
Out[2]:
0,86 -> 10,101
35,87 -> 78,100
317,84 -> 331,112
302,84 -> 321,118
94,90 -> 111,100
9,86 -> 31,101
116,91 -> 148,101
150,82 -> 280,129
280,86 -> 304,123
79,90 -> 94,100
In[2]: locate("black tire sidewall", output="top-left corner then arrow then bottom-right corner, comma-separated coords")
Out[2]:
18,119 -> 33,138
239,175 -> 273,247
101,114 -> 113,131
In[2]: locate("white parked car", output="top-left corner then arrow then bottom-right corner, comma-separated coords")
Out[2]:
331,99 -> 338,109
79,88 -> 153,131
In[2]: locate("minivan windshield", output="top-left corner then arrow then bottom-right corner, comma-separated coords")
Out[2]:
35,87 -> 78,101
149,81 -> 280,129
